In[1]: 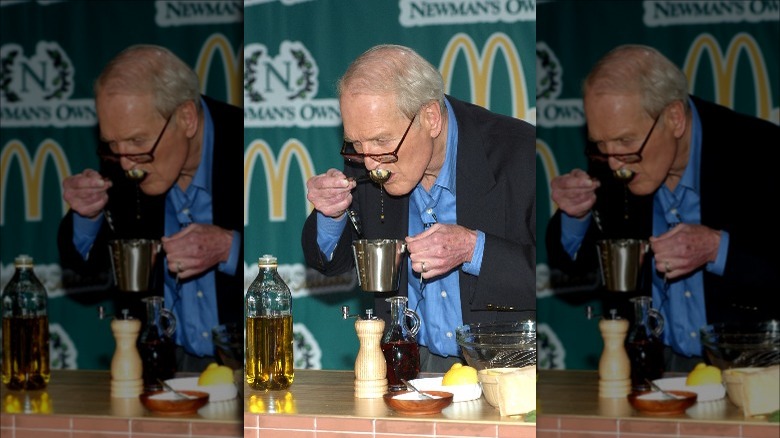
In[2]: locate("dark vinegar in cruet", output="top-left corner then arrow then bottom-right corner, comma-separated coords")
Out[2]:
381,340 -> 420,391
626,333 -> 664,392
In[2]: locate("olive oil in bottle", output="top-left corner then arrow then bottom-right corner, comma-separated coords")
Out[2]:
245,255 -> 293,390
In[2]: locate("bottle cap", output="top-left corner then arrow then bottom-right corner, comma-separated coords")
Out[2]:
258,254 -> 277,267
14,254 -> 33,267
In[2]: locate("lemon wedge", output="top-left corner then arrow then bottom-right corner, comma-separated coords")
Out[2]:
686,362 -> 722,386
442,363 -> 478,386
198,363 -> 234,386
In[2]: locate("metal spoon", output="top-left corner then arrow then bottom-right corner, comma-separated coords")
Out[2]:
369,169 -> 391,184
157,378 -> 195,400
400,379 -> 434,399
614,168 -> 634,181
645,378 -> 683,400
126,168 -> 146,180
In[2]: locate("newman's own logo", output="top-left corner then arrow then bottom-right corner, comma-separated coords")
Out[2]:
0,42 -> 96,127
536,42 -> 584,128
155,0 -> 243,27
440,33 -> 534,123
644,0 -> 779,27
684,33 -> 776,123
244,41 -> 340,128
399,0 -> 535,27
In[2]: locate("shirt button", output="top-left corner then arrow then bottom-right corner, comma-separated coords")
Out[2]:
202,331 -> 209,338
446,332 -> 453,338
440,291 -> 447,298
684,291 -> 692,298
690,331 -> 697,338
426,208 -> 433,214
197,290 -> 204,298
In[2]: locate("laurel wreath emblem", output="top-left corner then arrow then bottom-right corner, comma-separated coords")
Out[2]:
0,49 -> 20,102
44,48 -> 71,100
244,48 -> 265,103
244,46 -> 316,103
536,47 -> 560,100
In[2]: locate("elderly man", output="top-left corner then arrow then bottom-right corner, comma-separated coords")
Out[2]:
58,45 -> 243,372
301,44 -> 536,372
546,44 -> 780,371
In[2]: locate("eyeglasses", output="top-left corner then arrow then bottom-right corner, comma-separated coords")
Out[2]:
98,112 -> 174,164
587,112 -> 661,164
340,114 -> 416,164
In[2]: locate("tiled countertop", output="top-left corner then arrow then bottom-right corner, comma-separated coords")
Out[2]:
243,369 -> 534,438
0,369 -> 241,438
537,369 -> 779,438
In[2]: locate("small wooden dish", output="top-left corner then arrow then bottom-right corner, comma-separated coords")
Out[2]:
140,390 -> 209,415
383,390 -> 454,415
628,390 -> 697,415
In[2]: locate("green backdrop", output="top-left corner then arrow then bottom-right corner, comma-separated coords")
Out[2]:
0,0 -> 242,370
244,0 -> 536,370
536,0 -> 779,370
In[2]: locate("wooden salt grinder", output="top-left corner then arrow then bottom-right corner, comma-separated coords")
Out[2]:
598,316 -> 631,398
344,307 -> 388,398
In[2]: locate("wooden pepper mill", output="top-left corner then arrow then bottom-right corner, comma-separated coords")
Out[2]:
343,307 -> 388,398
110,312 -> 143,398
598,310 -> 631,398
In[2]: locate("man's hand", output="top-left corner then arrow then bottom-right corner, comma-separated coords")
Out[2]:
550,168 -> 600,219
650,224 -> 721,280
62,169 -> 112,219
305,168 -> 357,219
162,224 -> 234,280
405,224 -> 477,278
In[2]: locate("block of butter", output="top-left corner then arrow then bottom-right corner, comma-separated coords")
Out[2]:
496,365 -> 536,417
740,365 -> 779,417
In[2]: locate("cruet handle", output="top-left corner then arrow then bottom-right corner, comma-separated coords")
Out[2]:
160,307 -> 177,338
404,308 -> 421,338
648,307 -> 664,337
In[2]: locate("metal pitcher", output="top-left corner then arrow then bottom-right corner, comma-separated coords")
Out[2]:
596,239 -> 649,292
351,239 -> 407,292
108,239 -> 161,292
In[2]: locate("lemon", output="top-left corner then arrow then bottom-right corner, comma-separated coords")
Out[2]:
686,362 -> 722,386
441,363 -> 478,386
198,362 -> 234,386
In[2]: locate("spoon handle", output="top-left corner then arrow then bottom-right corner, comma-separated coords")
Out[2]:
158,378 -> 195,400
401,379 -> 434,399
645,378 -> 683,400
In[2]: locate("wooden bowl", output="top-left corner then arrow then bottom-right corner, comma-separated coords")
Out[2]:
383,390 -> 454,415
627,390 -> 697,415
140,390 -> 209,415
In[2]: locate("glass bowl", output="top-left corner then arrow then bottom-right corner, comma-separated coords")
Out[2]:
700,320 -> 780,370
455,320 -> 536,371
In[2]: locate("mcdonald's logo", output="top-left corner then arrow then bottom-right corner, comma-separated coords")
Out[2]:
244,139 -> 316,224
536,138 -> 559,218
194,33 -> 242,107
684,33 -> 774,121
439,32 -> 532,121
0,140 -> 71,225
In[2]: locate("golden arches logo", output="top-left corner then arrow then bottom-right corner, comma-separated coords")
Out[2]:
244,139 -> 316,224
536,139 -> 560,218
1,140 -> 71,225
440,33 -> 530,120
195,33 -> 242,106
684,33 -> 773,120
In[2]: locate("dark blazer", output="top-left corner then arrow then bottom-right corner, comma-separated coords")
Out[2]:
58,96 -> 243,325
546,96 -> 780,324
301,95 -> 536,325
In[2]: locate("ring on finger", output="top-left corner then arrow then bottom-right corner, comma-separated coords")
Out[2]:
664,261 -> 671,273
421,261 -> 428,273
177,261 -> 183,273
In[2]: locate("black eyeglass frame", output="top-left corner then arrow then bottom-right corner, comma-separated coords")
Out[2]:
340,114 -> 417,164
98,111 -> 174,164
586,111 -> 662,164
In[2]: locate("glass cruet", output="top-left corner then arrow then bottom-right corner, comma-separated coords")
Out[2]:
381,296 -> 421,391
626,295 -> 665,392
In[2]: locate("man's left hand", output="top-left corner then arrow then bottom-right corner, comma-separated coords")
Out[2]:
162,224 -> 234,280
650,224 -> 721,280
405,224 -> 477,279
